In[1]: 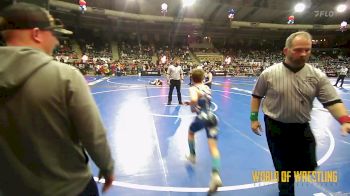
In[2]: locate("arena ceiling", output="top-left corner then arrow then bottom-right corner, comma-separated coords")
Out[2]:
49,0 -> 350,41
54,0 -> 349,24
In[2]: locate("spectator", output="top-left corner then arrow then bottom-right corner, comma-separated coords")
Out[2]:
0,3 -> 115,195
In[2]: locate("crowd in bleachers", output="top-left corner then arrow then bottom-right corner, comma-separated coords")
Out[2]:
54,40 -> 78,63
48,38 -> 350,77
193,47 -> 219,54
0,30 -> 346,77
120,41 -> 153,62
155,45 -> 193,72
79,39 -> 112,60
1,26 -> 348,77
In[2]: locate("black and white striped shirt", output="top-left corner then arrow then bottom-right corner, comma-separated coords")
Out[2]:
167,64 -> 183,81
252,62 -> 341,123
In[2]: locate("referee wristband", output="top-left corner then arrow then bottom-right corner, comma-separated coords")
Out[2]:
250,112 -> 259,121
338,115 -> 350,124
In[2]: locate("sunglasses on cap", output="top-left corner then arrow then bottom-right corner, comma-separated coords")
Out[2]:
40,18 -> 72,39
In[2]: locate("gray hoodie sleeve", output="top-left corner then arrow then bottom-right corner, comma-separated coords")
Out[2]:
67,69 -> 114,178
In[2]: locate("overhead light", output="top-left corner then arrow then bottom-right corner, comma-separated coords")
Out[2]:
161,3 -> 168,10
336,4 -> 347,13
183,0 -> 195,7
294,3 -> 306,13
161,3 -> 168,15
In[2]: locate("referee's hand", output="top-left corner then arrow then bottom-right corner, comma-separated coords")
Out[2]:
251,121 -> 263,136
341,123 -> 350,136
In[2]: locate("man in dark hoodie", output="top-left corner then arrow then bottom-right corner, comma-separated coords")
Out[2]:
0,3 -> 115,196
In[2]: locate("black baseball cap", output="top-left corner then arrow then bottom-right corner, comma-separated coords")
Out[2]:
0,2 -> 72,36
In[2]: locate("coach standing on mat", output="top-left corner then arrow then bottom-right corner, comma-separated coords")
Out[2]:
250,31 -> 350,196
167,57 -> 184,105
0,3 -> 114,195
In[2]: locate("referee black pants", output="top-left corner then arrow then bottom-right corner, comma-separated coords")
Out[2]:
264,115 -> 317,196
335,75 -> 346,87
168,79 -> 182,104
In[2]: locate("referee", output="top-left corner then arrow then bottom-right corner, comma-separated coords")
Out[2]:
167,57 -> 184,105
334,65 -> 348,88
250,31 -> 350,196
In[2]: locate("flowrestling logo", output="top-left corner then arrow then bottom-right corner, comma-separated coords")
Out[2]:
314,10 -> 335,17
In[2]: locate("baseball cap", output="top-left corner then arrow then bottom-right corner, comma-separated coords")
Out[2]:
0,2 -> 72,36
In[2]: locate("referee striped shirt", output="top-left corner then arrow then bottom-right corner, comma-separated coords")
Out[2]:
252,62 -> 340,123
167,64 -> 183,80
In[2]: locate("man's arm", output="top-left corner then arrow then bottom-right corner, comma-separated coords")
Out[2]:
326,102 -> 350,136
318,73 -> 350,136
67,68 -> 115,190
180,67 -> 184,81
251,96 -> 261,113
166,66 -> 171,83
250,71 -> 267,136
250,96 -> 263,135
188,87 -> 199,113
326,102 -> 348,118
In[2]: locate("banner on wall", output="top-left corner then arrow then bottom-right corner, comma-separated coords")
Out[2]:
212,71 -> 227,76
141,71 -> 161,76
